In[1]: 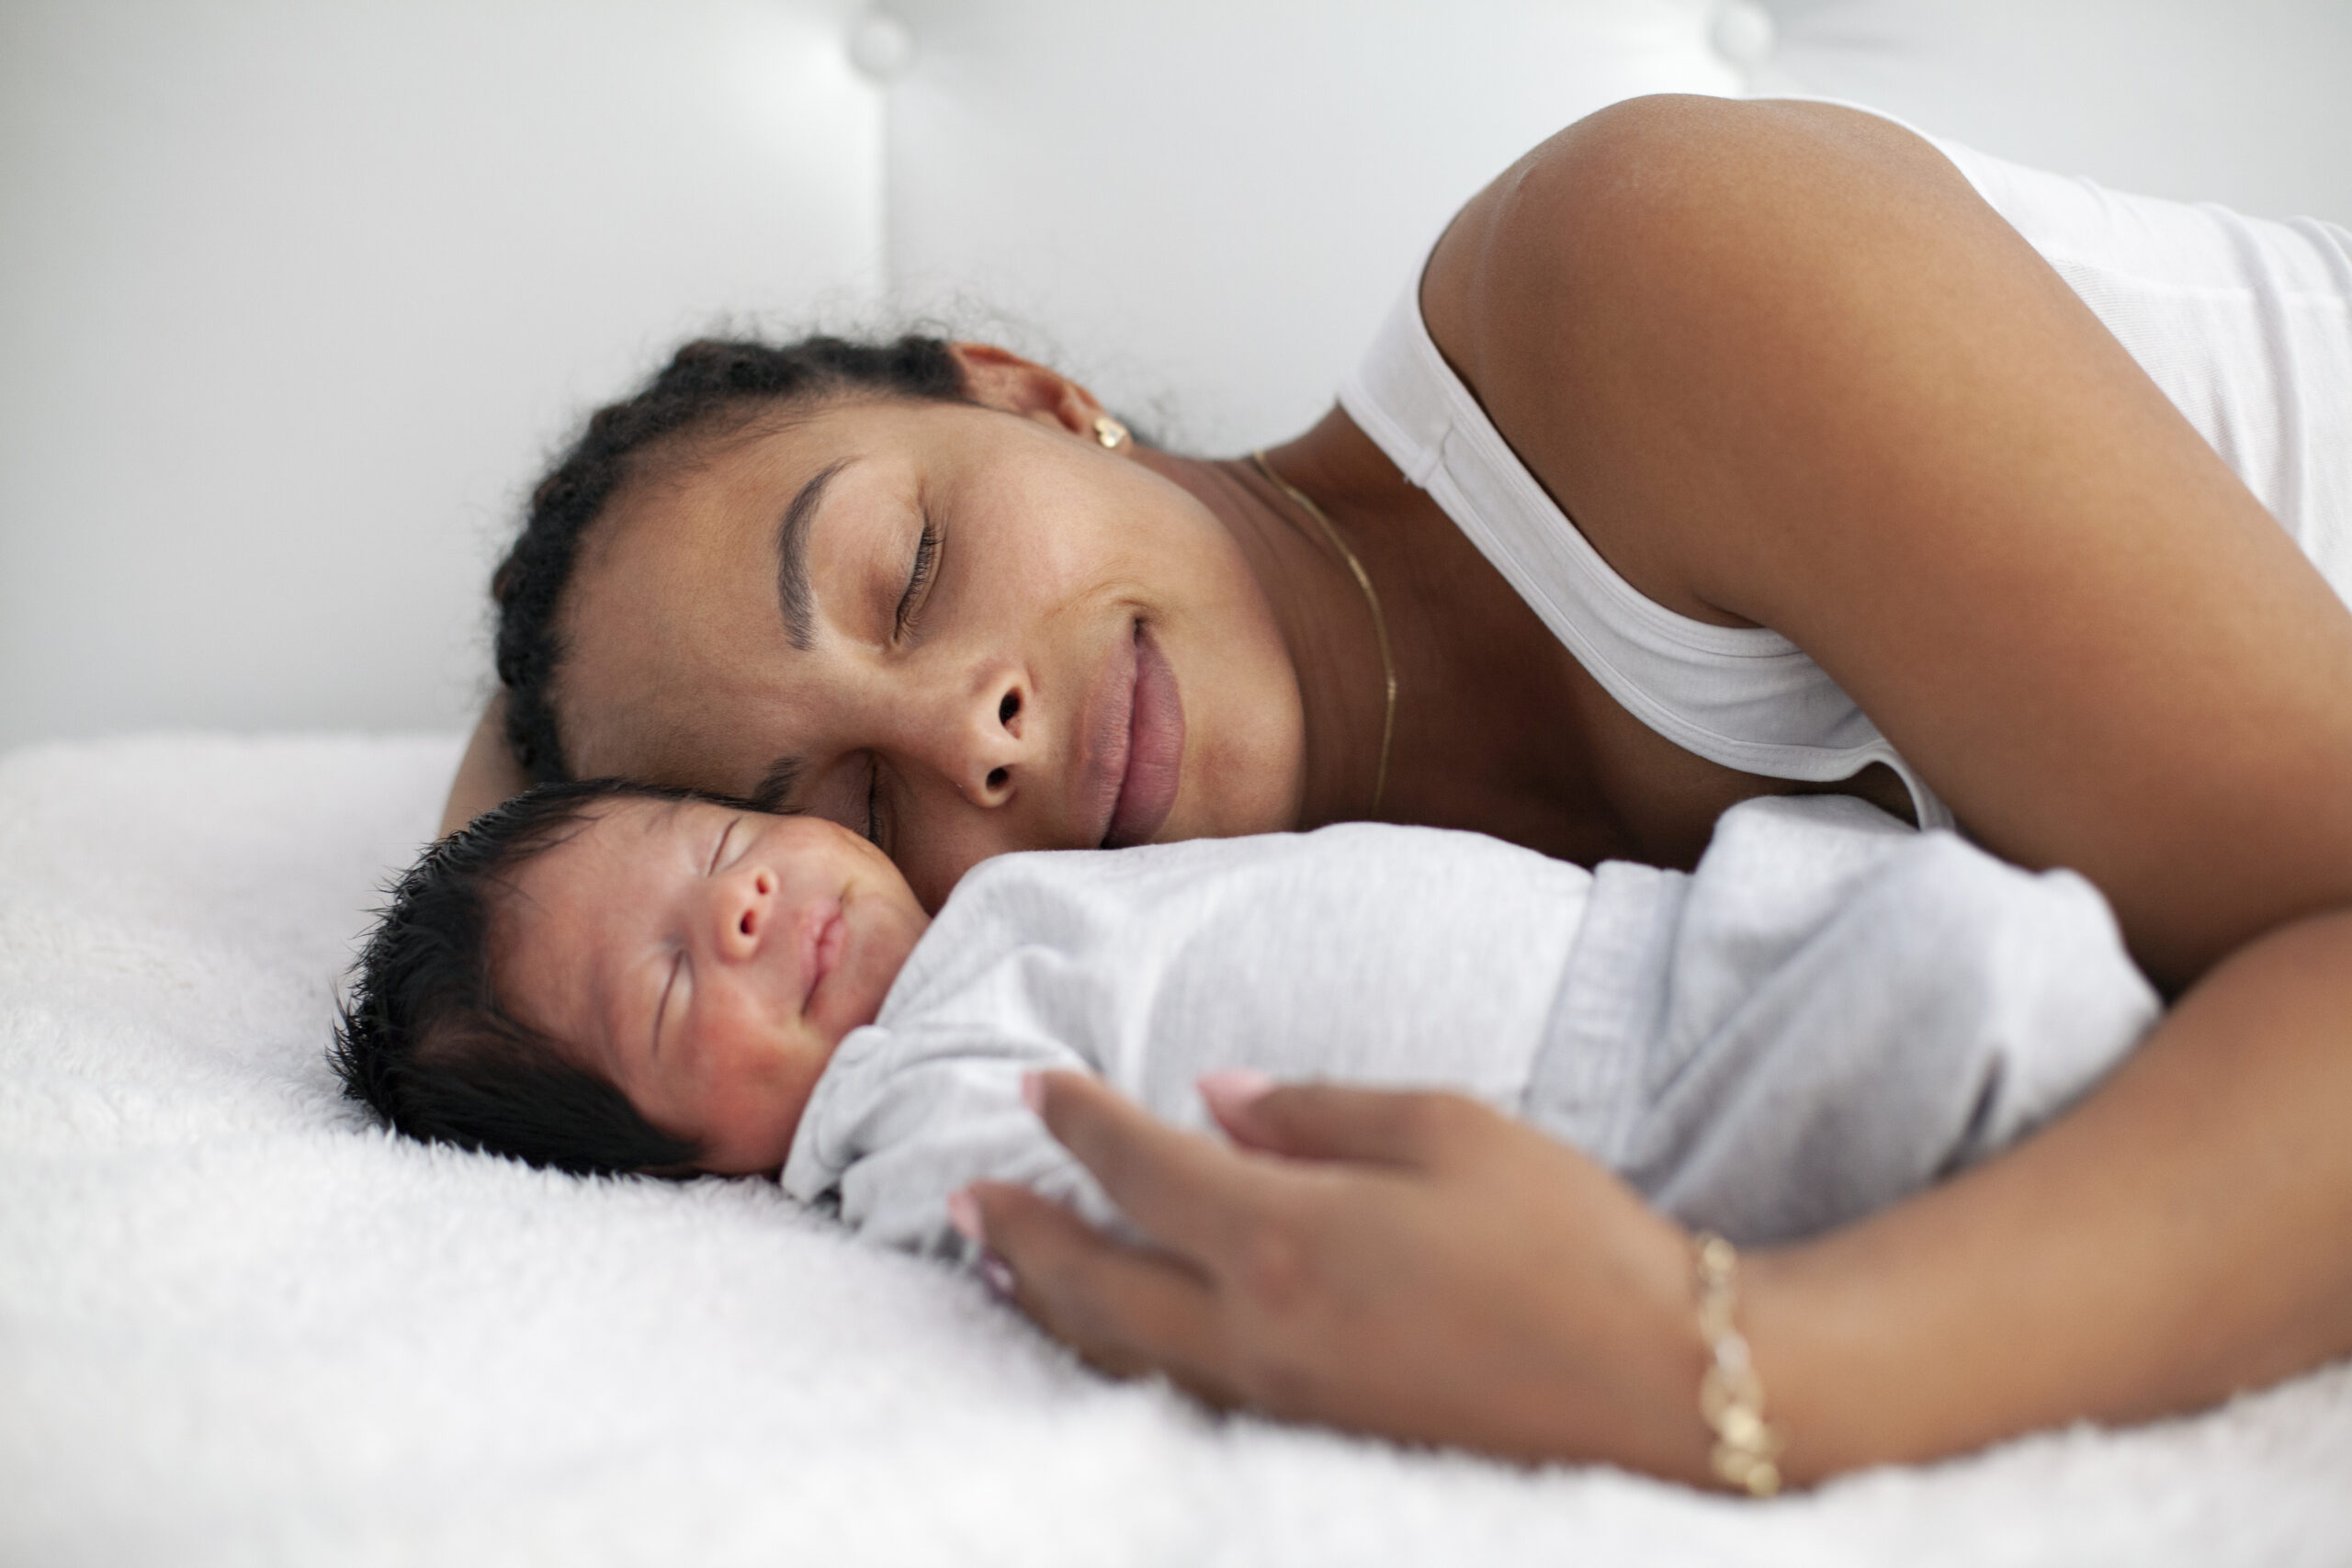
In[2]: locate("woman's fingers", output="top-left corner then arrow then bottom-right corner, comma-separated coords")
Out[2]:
1024,1071 -> 1279,1263
974,1078 -> 1716,1478
962,1179 -> 1244,1404
1202,1075 -> 1497,1171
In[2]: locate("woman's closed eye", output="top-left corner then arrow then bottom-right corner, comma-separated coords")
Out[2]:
893,511 -> 940,638
863,754 -> 888,848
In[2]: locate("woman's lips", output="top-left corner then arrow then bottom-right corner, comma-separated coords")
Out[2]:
1078,629 -> 1137,844
1102,625 -> 1184,848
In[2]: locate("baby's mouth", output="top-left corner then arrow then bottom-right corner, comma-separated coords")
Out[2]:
801,900 -> 847,1017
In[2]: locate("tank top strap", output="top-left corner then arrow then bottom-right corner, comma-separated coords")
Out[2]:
1338,280 -> 1956,832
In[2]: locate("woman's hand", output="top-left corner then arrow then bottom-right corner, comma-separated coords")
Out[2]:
960,1070 -> 1719,1483
967,919 -> 2352,1488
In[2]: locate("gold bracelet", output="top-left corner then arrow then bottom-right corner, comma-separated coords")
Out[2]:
1693,1232 -> 1786,1497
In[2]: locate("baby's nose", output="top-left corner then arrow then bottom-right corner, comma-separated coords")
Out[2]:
718,867 -> 777,958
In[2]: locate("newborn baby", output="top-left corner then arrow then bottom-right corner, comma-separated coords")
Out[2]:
336,781 -> 2159,1249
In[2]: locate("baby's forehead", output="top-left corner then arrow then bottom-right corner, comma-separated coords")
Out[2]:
595,791 -> 695,837
470,807 -> 658,1066
537,790 -> 681,860
497,794 -> 687,918
485,796 -> 692,1002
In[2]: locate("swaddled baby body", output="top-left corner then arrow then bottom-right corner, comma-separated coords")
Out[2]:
337,782 -> 2159,1251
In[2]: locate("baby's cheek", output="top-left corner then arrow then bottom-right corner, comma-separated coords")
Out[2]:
684,1022 -> 817,1174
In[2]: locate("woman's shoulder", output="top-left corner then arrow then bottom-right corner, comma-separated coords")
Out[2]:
1412,94 -> 2016,619
1421,95 -> 1981,404
1423,95 -> 1966,348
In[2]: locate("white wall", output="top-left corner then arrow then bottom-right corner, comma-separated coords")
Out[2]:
883,0 -> 1739,452
4,0 -> 2349,750
884,0 -> 2352,454
1766,0 -> 2352,221
0,0 -> 882,747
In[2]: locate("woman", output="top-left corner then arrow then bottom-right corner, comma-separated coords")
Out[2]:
444,97 -> 2352,1488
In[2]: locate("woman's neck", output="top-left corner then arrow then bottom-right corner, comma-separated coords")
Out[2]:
1132,436 -> 1386,832
1138,410 -> 1646,866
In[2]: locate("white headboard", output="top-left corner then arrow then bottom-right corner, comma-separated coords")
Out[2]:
4,0 -> 2345,749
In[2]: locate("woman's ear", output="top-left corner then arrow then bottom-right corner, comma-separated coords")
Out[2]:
947,343 -> 1112,440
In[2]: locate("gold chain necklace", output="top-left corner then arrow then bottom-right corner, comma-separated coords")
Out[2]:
1250,450 -> 1397,814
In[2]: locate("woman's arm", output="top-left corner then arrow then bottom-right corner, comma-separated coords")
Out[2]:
1753,905 -> 2352,1473
965,96 -> 2352,1479
1421,95 -> 2352,985
439,693 -> 530,837
970,906 -> 2352,1481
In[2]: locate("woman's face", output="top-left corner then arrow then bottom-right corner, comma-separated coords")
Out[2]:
555,392 -> 1306,910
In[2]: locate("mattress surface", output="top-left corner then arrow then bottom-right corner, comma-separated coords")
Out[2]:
2,732 -> 2347,1565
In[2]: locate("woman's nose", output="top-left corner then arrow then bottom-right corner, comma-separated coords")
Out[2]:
713,865 -> 777,960
945,673 -> 1029,807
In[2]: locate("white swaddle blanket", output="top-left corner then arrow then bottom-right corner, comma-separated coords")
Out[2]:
786,795 -> 2158,1253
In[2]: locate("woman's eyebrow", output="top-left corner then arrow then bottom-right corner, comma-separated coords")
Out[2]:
775,457 -> 855,651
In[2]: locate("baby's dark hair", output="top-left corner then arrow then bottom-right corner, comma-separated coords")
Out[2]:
333,777 -> 738,1176
492,333 -> 974,785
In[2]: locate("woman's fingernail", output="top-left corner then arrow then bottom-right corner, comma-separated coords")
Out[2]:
946,1188 -> 985,1246
978,1253 -> 1017,1299
1020,1071 -> 1047,1116
1198,1068 -> 1277,1115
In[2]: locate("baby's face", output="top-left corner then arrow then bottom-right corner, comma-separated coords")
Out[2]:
494,795 -> 931,1174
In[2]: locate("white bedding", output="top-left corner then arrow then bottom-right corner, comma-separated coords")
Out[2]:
3,732 -> 2347,1566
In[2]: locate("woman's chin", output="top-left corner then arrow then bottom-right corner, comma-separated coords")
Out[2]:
1177,751 -> 1307,841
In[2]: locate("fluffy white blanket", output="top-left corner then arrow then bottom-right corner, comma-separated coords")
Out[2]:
2,733 -> 2346,1566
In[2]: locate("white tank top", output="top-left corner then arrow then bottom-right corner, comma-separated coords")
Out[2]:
1339,132 -> 2352,835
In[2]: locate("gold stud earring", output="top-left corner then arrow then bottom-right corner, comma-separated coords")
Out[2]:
1092,413 -> 1129,449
